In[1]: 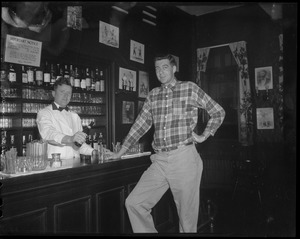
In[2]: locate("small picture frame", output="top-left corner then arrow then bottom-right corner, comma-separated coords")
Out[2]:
67,6 -> 82,30
99,21 -> 119,48
138,71 -> 149,98
256,107 -> 274,129
130,40 -> 145,64
119,67 -> 137,91
122,101 -> 135,124
255,66 -> 273,91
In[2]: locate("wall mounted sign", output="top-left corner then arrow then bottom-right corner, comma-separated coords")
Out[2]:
119,67 -> 136,91
4,34 -> 42,67
255,66 -> 273,91
99,21 -> 119,48
138,70 -> 149,98
130,40 -> 144,64
256,107 -> 274,129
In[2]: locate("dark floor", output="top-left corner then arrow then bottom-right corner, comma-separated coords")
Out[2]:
197,185 -> 296,237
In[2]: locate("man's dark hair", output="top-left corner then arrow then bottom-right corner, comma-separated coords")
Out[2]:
53,77 -> 72,90
154,54 -> 177,68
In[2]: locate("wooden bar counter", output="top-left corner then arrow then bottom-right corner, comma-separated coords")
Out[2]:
0,155 -> 178,235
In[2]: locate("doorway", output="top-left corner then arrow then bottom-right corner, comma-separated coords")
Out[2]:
201,46 -> 239,140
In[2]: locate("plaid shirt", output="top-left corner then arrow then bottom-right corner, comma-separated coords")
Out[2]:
122,80 -> 225,151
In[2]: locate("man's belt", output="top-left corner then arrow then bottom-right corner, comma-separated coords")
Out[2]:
158,141 -> 193,152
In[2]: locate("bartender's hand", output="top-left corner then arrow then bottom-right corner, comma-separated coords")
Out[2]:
72,131 -> 87,145
62,131 -> 87,145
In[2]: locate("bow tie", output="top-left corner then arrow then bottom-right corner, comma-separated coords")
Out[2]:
52,103 -> 69,112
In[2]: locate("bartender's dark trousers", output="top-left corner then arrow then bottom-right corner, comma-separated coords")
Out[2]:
125,144 -> 203,233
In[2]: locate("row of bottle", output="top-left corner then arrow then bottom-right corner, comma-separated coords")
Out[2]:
1,88 -> 18,98
0,116 -> 98,129
1,130 -> 106,158
1,101 -> 104,116
85,132 -> 106,151
21,88 -> 105,103
0,131 -> 33,157
1,58 -> 106,92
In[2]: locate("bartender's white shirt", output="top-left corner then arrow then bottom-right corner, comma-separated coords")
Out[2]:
36,102 -> 94,159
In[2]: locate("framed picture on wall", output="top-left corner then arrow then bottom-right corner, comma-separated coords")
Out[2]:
130,40 -> 144,64
122,101 -> 135,124
256,107 -> 274,129
119,67 -> 137,91
99,21 -> 119,48
255,66 -> 273,91
67,6 -> 82,30
138,71 -> 149,98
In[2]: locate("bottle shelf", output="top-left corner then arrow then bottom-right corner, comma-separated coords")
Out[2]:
1,53 -> 110,156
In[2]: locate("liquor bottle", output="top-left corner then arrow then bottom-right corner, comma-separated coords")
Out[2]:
90,69 -> 95,91
98,132 -> 105,162
95,68 -> 100,92
74,67 -> 80,90
22,134 -> 27,156
87,134 -> 92,147
28,134 -> 33,143
56,64 -> 63,80
64,64 -> 70,79
80,68 -> 86,91
35,63 -> 43,86
0,56 -> 8,83
98,132 -> 104,148
43,61 -> 50,87
0,130 -> 7,171
27,66 -> 34,85
69,64 -> 74,86
22,65 -> 28,84
85,67 -> 91,91
92,133 -> 98,150
1,130 -> 7,150
10,134 -> 16,149
8,64 -> 17,85
74,121 -> 94,147
50,63 -> 56,86
100,70 -> 105,92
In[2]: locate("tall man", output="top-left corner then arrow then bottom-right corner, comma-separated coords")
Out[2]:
108,54 -> 225,233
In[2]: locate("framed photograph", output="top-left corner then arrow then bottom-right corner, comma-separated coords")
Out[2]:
119,67 -> 137,91
255,66 -> 273,90
256,107 -> 274,129
67,6 -> 82,30
138,71 -> 149,98
130,40 -> 144,64
122,101 -> 135,124
171,54 -> 179,72
138,100 -> 145,114
99,21 -> 119,48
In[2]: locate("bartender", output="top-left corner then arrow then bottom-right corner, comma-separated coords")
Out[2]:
36,77 -> 95,160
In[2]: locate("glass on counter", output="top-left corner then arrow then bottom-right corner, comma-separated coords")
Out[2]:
17,156 -> 34,173
50,153 -> 62,168
26,140 -> 48,171
4,147 -> 18,174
